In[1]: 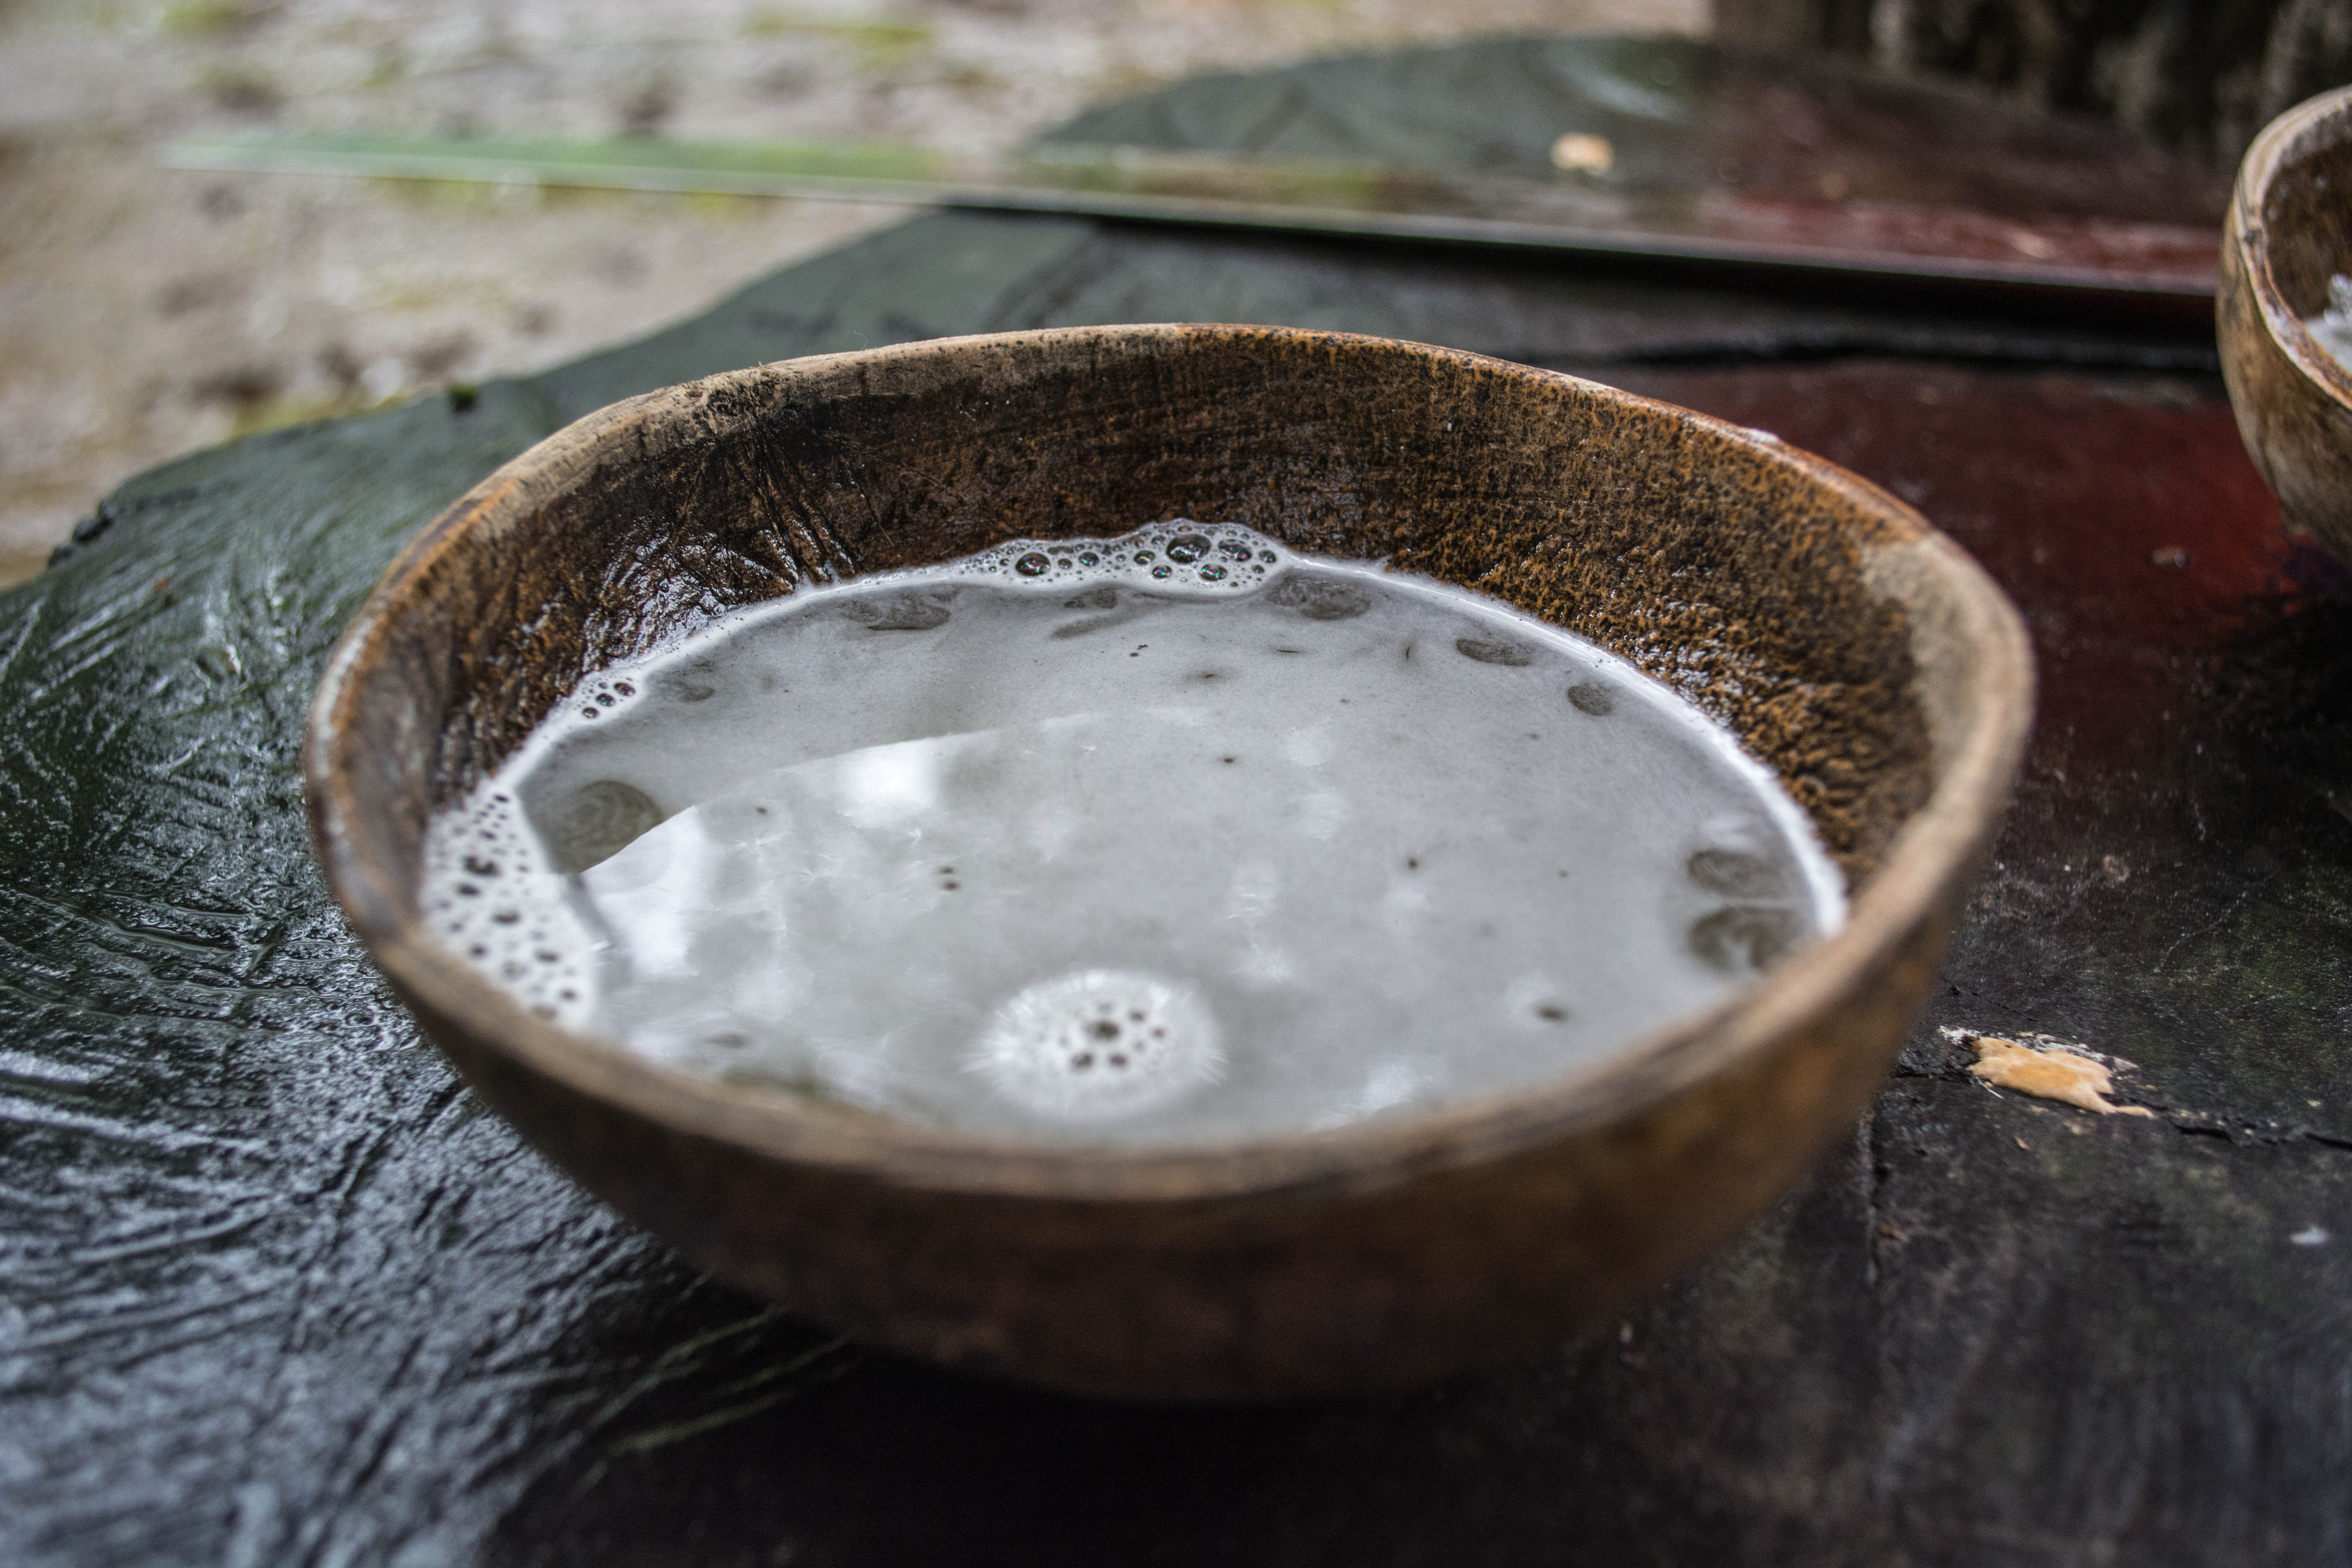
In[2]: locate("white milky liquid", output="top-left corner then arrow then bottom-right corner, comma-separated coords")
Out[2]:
2307,273 -> 2352,370
421,522 -> 1844,1147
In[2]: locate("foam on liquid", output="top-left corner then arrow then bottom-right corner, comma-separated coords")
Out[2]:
421,522 -> 1845,1147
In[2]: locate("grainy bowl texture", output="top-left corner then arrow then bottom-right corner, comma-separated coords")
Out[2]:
2221,84 -> 2352,564
304,323 -> 2031,1400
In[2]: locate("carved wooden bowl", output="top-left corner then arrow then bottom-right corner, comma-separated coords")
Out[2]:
304,324 -> 2031,1400
2221,83 -> 2352,563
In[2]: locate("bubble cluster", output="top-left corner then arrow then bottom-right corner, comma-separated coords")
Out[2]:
572,672 -> 641,723
1566,682 -> 1615,716
1682,842 -> 1809,974
966,970 -> 1225,1119
949,521 -> 1278,597
545,779 -> 664,874
1686,904 -> 1804,971
1454,635 -> 1533,666
418,787 -> 600,1027
837,590 -> 953,631
1267,575 -> 1372,621
417,661 -> 671,1026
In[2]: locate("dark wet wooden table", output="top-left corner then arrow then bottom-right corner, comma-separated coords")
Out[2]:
6,35 -> 2347,1568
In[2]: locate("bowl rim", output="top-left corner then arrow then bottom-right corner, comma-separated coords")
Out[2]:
305,322 -> 2033,1204
2233,82 -> 2352,410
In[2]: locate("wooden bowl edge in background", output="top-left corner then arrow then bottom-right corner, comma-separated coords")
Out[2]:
2220,84 -> 2352,563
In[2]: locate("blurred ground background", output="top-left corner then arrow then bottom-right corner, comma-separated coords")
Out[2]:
0,0 -> 1705,585
10,0 -> 2338,587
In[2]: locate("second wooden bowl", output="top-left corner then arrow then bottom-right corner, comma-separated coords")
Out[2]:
2221,83 -> 2352,563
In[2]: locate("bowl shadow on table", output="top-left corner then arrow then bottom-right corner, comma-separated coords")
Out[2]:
480,1249 -> 1827,1568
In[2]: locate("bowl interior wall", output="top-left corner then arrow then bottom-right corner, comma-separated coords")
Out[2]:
2261,113 -> 2352,318
350,333 -> 1938,929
